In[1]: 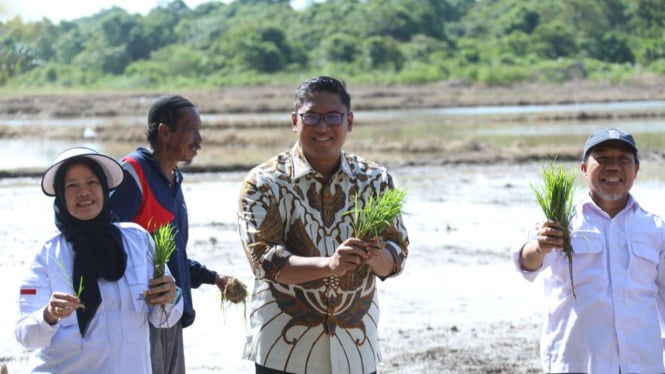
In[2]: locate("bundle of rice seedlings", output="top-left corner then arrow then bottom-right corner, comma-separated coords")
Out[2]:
150,223 -> 177,280
530,161 -> 577,297
220,276 -> 248,319
221,276 -> 248,304
147,223 -> 178,326
345,188 -> 407,241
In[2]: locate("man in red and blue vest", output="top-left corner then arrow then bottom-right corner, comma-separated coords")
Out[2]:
110,95 -> 232,374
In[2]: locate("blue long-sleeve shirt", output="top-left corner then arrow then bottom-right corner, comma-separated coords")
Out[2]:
109,147 -> 216,328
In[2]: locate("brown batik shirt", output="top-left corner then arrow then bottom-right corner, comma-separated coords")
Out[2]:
237,143 -> 409,374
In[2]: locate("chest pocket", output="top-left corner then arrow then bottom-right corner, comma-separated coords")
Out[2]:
551,230 -> 605,293
120,262 -> 153,343
123,263 -> 150,315
570,230 -> 603,255
627,237 -> 660,294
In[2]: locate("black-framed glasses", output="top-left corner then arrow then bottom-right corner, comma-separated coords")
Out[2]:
298,111 -> 346,127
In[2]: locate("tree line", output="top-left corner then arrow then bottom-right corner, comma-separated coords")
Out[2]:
1,0 -> 664,90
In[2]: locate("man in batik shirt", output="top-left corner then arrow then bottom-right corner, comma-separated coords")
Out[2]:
237,76 -> 409,374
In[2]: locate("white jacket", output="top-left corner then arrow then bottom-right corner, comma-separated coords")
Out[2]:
15,222 -> 183,374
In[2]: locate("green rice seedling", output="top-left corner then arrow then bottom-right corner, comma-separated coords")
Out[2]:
530,161 -> 577,297
147,223 -> 178,326
52,256 -> 85,310
75,276 -> 84,299
345,188 -> 407,241
150,223 -> 177,279
342,188 -> 407,284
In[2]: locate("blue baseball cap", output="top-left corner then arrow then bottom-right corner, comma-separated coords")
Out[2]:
583,128 -> 638,161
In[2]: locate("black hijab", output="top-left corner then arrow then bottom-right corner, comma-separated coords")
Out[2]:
53,157 -> 127,337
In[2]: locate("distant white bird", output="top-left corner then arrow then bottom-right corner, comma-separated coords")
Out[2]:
82,127 -> 97,139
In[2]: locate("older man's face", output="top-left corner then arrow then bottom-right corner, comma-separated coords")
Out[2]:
581,141 -> 639,204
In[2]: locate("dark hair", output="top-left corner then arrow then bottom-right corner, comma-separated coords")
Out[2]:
146,95 -> 195,147
294,76 -> 351,112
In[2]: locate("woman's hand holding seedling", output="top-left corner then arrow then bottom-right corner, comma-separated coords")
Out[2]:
145,275 -> 177,306
145,223 -> 178,308
44,292 -> 82,325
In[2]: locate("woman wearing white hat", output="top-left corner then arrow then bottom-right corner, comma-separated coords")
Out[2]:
15,147 -> 183,373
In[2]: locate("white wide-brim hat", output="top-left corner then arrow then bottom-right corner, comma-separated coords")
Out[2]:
41,147 -> 124,196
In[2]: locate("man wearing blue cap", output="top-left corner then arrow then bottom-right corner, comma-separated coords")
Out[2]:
514,128 -> 665,372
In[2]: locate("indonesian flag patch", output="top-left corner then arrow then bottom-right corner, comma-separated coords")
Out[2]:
20,288 -> 37,296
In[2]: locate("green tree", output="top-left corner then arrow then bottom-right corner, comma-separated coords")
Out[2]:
0,18 -> 59,78
502,5 -> 539,34
125,43 -> 207,85
212,24 -> 293,73
320,33 -> 360,63
532,21 -> 577,59
498,30 -> 533,57
97,8 -> 138,47
289,0 -> 366,51
625,0 -> 665,34
54,26 -> 86,64
400,34 -> 450,61
1,0 -> 664,88
236,0 -> 290,4
363,35 -> 404,70
590,31 -> 634,63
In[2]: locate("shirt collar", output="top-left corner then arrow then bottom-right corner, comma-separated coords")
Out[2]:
290,142 -> 354,180
137,146 -> 183,183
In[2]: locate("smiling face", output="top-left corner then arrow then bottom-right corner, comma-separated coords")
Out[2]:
291,90 -> 353,177
581,140 -> 639,215
63,162 -> 105,220
162,106 -> 203,164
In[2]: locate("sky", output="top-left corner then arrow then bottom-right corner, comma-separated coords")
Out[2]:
0,0 -> 311,23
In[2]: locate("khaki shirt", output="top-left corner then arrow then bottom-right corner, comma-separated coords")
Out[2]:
238,143 -> 409,374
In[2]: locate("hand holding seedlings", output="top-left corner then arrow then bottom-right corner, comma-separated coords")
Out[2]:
327,238 -> 370,276
145,223 -> 178,307
44,292 -> 82,324
534,220 -> 565,254
345,188 -> 407,241
145,276 -> 177,306
362,237 -> 391,270
342,188 -> 405,277
149,223 -> 177,280
530,160 -> 577,297
218,275 -> 248,305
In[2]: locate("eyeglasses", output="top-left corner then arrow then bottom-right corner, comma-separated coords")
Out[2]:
298,111 -> 346,127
